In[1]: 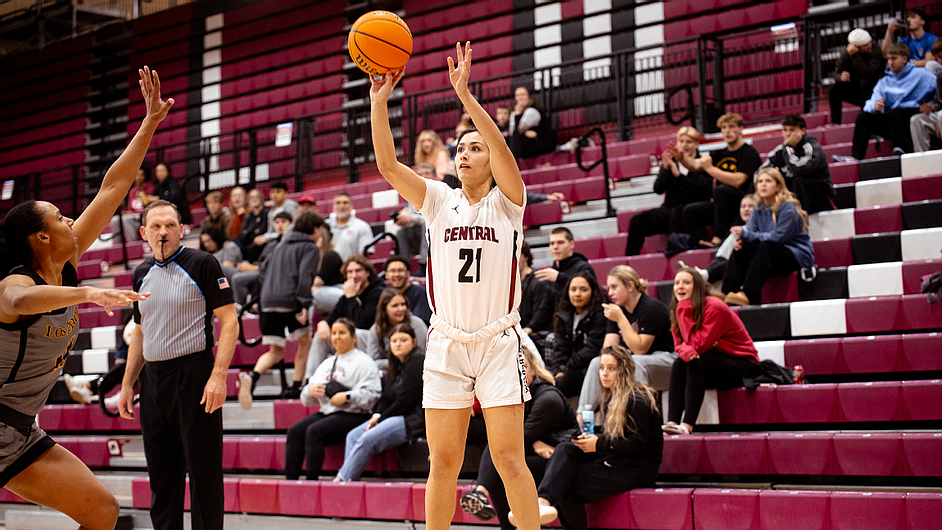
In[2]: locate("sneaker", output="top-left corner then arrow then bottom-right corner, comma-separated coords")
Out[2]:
724,291 -> 751,306
238,372 -> 254,410
281,385 -> 302,400
460,490 -> 496,521
892,147 -> 905,156
695,266 -> 709,281
64,375 -> 94,404
832,154 -> 857,163
662,423 -> 692,435
508,503 -> 558,528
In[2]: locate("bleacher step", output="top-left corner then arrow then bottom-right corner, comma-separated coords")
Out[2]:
221,401 -> 275,430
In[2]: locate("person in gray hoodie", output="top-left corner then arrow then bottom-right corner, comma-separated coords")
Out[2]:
239,211 -> 325,408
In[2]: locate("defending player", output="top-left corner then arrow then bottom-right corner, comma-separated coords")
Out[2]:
370,43 -> 548,530
0,66 -> 172,529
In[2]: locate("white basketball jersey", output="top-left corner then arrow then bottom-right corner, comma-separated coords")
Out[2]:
417,180 -> 525,333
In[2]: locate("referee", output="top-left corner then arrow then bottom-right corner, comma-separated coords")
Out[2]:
118,200 -> 239,530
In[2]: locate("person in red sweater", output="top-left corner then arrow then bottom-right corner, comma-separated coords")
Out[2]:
663,267 -> 758,435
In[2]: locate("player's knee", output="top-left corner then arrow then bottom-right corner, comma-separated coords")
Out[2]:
84,493 -> 120,530
429,447 -> 464,475
489,446 -> 527,479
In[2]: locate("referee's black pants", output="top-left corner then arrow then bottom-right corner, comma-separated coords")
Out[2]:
140,351 -> 224,530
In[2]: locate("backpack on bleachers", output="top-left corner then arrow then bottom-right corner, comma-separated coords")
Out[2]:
921,271 -> 942,305
742,360 -> 795,389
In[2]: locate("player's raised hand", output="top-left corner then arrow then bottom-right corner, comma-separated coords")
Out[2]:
448,41 -> 472,95
369,68 -> 405,104
87,288 -> 150,317
139,66 -> 174,124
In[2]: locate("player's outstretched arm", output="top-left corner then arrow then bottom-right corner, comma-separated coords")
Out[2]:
370,69 -> 427,209
72,66 -> 174,261
448,42 -> 524,207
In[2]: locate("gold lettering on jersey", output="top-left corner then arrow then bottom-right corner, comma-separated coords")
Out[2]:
44,307 -> 79,339
443,226 -> 500,243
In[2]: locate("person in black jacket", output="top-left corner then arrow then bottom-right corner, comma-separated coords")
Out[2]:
509,345 -> 663,530
146,163 -> 192,225
238,212 -> 324,407
307,254 -> 385,379
625,127 -> 712,255
335,322 -> 425,481
829,29 -> 886,125
461,345 -> 578,529
519,242 -> 554,354
757,114 -> 836,215
234,189 -> 270,263
535,227 -> 597,291
546,273 -> 609,398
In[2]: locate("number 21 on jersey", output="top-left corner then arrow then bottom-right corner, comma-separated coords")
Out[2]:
458,248 -> 482,283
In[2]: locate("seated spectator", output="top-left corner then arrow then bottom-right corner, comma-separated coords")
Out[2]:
307,254 -> 385,376
415,129 -> 456,180
392,196 -> 428,276
311,226 -> 345,314
664,268 -> 758,435
519,241 -> 555,354
199,225 -> 242,269
383,256 -> 432,324
535,227 -> 597,297
200,191 -> 231,234
287,318 -> 381,480
364,288 -> 428,362
327,193 -> 374,260
722,168 -> 814,306
495,104 -> 511,136
239,212 -> 324,406
234,188 -> 270,263
925,39 -> 942,77
829,29 -> 886,125
415,161 -> 461,189
910,54 -> 942,152
545,273 -> 608,398
460,345 -> 578,529
297,194 -> 317,215
230,210 -> 291,308
507,86 -> 556,159
509,345 -> 662,529
335,323 -> 425,482
625,126 -> 712,255
883,8 -> 938,67
258,180 -> 298,243
834,43 -> 937,162
690,195 -> 757,285
110,165 -> 152,241
758,114 -> 836,214
146,163 -> 191,225
579,266 -> 675,410
677,113 -> 761,247
228,186 -> 247,239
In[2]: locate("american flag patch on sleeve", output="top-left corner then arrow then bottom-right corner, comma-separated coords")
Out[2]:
218,277 -> 230,289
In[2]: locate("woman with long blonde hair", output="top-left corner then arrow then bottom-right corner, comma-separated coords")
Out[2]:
414,129 -> 455,179
721,167 -> 814,306
510,345 -> 662,530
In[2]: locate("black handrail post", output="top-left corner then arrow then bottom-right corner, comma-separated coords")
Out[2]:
71,165 -> 80,219
345,108 -> 360,183
712,37 -> 725,120
695,36 -> 709,132
233,131 -> 242,188
614,51 -> 626,142
575,127 -> 613,217
803,20 -> 818,114
248,129 -> 258,188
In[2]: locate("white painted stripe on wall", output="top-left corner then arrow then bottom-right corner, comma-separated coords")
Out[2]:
202,83 -> 221,103
204,31 -> 223,50
203,66 -> 222,85
634,3 -> 665,116
203,49 -> 222,67
206,13 -> 224,31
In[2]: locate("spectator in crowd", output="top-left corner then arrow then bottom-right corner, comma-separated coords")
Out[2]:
228,186 -> 247,239
910,57 -> 942,152
416,161 -> 461,189
335,322 -> 425,482
507,86 -> 556,159
327,193 -> 374,260
461,345 -> 578,529
883,8 -> 938,67
230,211 -> 291,308
688,195 -> 757,286
830,28 -> 886,125
239,212 -> 324,407
297,194 -> 317,214
758,114 -> 836,214
287,318 -> 381,480
392,192 -> 428,276
311,225 -> 345,314
625,126 -> 712,256
664,268 -> 758,435
146,163 -> 191,225
200,191 -> 231,235
833,43 -> 937,162
495,104 -> 511,135
110,164 -> 153,241
257,180 -> 298,243
722,168 -> 814,306
509,345 -> 662,530
415,129 -> 456,180
577,266 -> 675,413
925,39 -> 942,76
383,256 -> 432,324
234,188 -> 269,262
364,288 -> 428,362
519,241 -> 555,354
199,225 -> 241,269
545,273 -> 609,399
535,227 -> 597,292
307,255 -> 385,375
677,113 -> 762,248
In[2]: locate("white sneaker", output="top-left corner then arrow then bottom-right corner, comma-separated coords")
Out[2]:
69,383 -> 94,405
238,372 -> 254,410
507,503 -> 558,527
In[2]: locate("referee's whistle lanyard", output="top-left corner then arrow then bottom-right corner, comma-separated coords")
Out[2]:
154,244 -> 184,266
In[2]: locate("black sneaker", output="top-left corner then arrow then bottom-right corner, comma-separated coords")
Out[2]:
460,489 -> 496,521
281,385 -> 302,400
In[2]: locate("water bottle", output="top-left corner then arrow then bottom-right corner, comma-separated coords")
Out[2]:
581,410 -> 594,435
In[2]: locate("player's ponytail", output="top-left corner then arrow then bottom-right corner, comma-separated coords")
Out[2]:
0,201 -> 46,277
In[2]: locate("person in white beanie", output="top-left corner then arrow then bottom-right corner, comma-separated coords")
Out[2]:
829,28 -> 886,124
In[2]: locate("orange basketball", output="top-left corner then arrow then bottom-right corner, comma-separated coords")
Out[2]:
348,11 -> 412,77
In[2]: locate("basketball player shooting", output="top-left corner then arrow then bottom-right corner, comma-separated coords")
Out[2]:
369,42 -> 550,530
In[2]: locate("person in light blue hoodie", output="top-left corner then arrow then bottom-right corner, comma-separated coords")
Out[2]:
722,167 -> 814,307
836,43 -> 937,162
